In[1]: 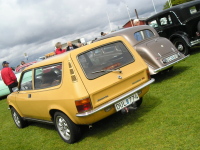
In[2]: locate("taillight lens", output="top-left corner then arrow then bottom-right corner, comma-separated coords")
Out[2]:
146,69 -> 151,80
75,98 -> 92,113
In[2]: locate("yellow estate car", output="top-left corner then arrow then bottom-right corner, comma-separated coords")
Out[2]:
7,36 -> 155,143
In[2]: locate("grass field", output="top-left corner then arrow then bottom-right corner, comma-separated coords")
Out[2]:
0,48 -> 200,150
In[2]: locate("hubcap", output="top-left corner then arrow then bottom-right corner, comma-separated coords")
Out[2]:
56,116 -> 70,140
13,112 -> 21,127
177,44 -> 184,51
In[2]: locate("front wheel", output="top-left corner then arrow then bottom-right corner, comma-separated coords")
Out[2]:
11,107 -> 27,128
54,112 -> 81,144
173,38 -> 189,55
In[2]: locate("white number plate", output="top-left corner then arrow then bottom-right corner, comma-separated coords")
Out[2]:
114,93 -> 139,112
166,54 -> 178,62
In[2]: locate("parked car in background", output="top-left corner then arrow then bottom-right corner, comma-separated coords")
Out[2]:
97,25 -> 188,75
0,71 -> 21,98
146,1 -> 200,55
0,61 -> 37,98
7,36 -> 154,143
15,61 -> 37,73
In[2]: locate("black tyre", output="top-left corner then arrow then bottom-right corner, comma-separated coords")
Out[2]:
135,98 -> 143,107
11,107 -> 27,128
173,38 -> 189,55
54,112 -> 81,144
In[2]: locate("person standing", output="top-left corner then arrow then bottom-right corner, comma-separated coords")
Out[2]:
55,42 -> 66,55
66,41 -> 78,51
1,61 -> 18,93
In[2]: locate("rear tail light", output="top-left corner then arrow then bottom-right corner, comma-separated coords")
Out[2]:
75,98 -> 92,113
146,69 -> 151,80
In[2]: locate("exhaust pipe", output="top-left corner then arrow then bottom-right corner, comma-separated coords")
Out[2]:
89,124 -> 93,130
121,103 -> 137,114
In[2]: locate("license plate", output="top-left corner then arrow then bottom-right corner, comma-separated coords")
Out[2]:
166,54 -> 178,62
114,93 -> 139,112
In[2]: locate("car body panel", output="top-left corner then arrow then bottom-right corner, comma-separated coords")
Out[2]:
97,25 -> 188,75
146,1 -> 200,49
7,36 -> 154,125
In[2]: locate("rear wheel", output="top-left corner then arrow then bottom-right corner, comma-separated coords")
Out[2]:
135,98 -> 143,107
11,107 -> 27,128
54,112 -> 81,144
173,38 -> 189,55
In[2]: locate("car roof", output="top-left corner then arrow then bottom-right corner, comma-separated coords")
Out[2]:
146,0 -> 200,21
96,25 -> 159,45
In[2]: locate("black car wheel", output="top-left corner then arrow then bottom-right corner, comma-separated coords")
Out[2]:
11,107 -> 27,128
54,112 -> 81,144
173,38 -> 189,55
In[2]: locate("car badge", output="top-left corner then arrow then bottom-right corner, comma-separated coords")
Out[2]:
118,75 -> 122,79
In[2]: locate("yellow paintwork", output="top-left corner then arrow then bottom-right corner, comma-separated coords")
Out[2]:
7,36 -> 151,125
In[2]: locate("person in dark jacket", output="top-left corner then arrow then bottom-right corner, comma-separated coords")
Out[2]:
66,41 -> 78,51
1,61 -> 18,93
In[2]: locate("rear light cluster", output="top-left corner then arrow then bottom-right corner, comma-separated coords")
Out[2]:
75,98 -> 92,113
146,69 -> 151,80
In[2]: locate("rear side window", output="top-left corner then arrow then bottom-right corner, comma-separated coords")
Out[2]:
134,29 -> 155,41
78,42 -> 134,79
190,6 -> 197,14
34,63 -> 62,89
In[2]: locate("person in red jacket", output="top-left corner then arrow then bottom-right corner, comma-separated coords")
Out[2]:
1,61 -> 18,93
55,42 -> 66,55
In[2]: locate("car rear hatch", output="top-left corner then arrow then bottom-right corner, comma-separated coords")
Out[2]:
70,37 -> 149,109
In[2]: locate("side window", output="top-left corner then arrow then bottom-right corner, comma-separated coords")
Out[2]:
148,20 -> 158,28
190,6 -> 197,14
20,70 -> 33,91
134,30 -> 155,41
34,63 -> 62,89
159,15 -> 172,26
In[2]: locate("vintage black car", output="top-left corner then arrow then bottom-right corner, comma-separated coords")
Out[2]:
146,1 -> 200,55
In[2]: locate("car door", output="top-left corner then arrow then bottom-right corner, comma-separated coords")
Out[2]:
15,69 -> 40,118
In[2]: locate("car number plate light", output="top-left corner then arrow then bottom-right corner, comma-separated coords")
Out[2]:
114,93 -> 139,112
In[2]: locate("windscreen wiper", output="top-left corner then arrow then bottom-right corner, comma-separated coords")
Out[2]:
92,69 -> 122,74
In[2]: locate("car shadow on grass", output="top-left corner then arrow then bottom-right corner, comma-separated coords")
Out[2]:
0,95 -> 7,100
80,95 -> 161,141
152,65 -> 190,84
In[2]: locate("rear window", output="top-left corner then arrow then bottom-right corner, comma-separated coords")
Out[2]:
134,29 -> 155,41
78,41 -> 134,79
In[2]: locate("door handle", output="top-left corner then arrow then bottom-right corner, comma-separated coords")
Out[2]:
28,94 -> 31,98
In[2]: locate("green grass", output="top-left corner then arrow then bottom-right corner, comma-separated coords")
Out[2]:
1,48 -> 200,150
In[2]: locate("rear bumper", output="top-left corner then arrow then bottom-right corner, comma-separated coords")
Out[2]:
76,78 -> 155,117
151,55 -> 189,74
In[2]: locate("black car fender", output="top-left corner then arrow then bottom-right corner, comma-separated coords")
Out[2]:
169,32 -> 191,47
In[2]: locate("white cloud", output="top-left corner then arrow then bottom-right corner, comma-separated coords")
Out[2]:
0,0 -> 167,69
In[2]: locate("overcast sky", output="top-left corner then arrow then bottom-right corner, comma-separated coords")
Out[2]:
0,0 -> 168,69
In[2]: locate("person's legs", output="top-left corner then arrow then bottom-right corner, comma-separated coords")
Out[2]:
8,82 -> 18,93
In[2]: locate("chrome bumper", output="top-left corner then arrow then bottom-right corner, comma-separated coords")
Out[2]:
191,39 -> 200,46
154,55 -> 189,73
76,78 -> 155,117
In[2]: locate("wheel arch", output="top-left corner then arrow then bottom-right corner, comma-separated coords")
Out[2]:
169,33 -> 191,47
49,109 -> 77,124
